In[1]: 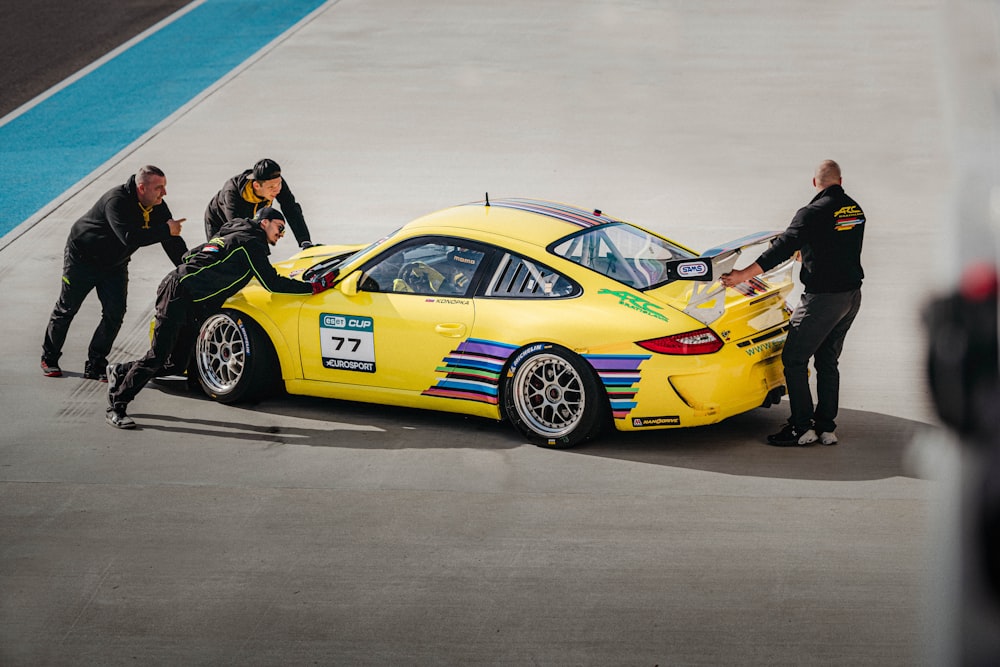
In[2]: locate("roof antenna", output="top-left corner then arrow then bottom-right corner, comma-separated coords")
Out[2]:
485,192 -> 490,207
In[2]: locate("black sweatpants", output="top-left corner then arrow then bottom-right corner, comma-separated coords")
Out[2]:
781,288 -> 862,433
42,246 -> 128,368
109,272 -> 194,408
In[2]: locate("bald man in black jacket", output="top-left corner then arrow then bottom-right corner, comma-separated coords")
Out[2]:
41,165 -> 187,380
721,159 -> 866,447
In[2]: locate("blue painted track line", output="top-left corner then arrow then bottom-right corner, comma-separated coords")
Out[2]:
0,0 -> 329,242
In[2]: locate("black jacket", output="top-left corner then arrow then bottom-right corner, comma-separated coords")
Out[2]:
756,184 -> 865,294
203,170 -> 310,245
66,175 -> 187,267
177,217 -> 313,306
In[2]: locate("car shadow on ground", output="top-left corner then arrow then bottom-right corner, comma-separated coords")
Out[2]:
142,383 -> 935,482
572,407 -> 934,482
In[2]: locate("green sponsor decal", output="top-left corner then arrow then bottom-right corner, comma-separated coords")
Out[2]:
597,289 -> 670,323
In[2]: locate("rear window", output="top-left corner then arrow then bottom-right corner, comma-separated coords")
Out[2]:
550,222 -> 695,289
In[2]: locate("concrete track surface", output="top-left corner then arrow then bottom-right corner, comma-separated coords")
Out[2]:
0,0 -> 972,664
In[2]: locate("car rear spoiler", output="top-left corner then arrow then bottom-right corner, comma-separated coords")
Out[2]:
663,230 -> 793,325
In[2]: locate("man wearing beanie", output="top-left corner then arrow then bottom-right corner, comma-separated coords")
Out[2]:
105,207 -> 337,429
204,158 -> 314,248
41,165 -> 188,381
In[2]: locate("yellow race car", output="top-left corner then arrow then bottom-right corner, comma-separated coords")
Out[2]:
194,198 -> 794,447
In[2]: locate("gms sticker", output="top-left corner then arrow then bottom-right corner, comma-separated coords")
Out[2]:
320,313 -> 376,372
597,289 -> 669,323
676,261 -> 708,278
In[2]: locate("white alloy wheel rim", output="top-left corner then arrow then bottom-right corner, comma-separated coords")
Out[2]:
513,353 -> 585,437
197,314 -> 246,394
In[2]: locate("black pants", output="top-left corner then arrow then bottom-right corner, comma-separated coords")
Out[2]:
42,247 -> 128,368
781,288 -> 862,433
109,272 -> 197,408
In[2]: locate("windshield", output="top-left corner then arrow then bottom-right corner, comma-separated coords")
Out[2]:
550,222 -> 696,289
301,229 -> 402,282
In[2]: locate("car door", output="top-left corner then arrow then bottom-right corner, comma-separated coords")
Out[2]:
297,237 -> 488,392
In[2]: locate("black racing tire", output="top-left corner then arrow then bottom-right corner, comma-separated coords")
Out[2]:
501,343 -> 609,448
195,310 -> 278,404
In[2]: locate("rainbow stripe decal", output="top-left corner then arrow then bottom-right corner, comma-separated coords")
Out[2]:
582,353 -> 651,419
474,198 -> 618,228
423,340 -> 650,418
729,276 -> 770,298
421,338 -> 518,404
834,216 -> 864,232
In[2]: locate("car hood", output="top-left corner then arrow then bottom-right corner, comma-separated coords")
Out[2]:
271,243 -> 369,280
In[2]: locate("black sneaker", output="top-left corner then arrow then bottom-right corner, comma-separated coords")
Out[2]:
83,361 -> 108,382
105,406 -> 136,429
766,423 -> 818,447
41,359 -> 62,377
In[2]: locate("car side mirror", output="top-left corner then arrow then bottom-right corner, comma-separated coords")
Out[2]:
339,269 -> 363,297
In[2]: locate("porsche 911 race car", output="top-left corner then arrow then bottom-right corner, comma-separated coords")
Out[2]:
193,198 -> 794,447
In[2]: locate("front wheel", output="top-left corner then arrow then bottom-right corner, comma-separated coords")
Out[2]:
195,310 -> 277,403
501,344 -> 608,448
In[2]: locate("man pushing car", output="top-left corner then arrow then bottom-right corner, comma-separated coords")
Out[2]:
105,207 -> 336,429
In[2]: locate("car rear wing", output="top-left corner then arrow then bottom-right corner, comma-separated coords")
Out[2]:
663,230 -> 794,325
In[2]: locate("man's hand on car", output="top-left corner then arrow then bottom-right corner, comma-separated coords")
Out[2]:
311,271 -> 338,294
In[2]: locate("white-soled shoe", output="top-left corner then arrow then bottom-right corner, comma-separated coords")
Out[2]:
798,428 -> 818,445
766,424 -> 818,446
105,406 -> 136,429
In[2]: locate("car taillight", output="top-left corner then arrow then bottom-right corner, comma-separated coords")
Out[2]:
636,328 -> 723,355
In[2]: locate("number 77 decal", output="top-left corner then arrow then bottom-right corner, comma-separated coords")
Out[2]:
320,313 -> 376,372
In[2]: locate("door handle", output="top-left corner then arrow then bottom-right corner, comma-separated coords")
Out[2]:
435,323 -> 467,338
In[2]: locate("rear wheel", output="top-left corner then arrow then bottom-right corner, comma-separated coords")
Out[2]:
195,310 -> 278,403
501,344 -> 608,448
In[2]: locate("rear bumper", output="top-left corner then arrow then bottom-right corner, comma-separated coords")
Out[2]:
608,341 -> 786,432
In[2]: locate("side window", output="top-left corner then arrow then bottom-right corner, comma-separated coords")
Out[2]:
359,240 -> 485,297
485,253 -> 580,298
